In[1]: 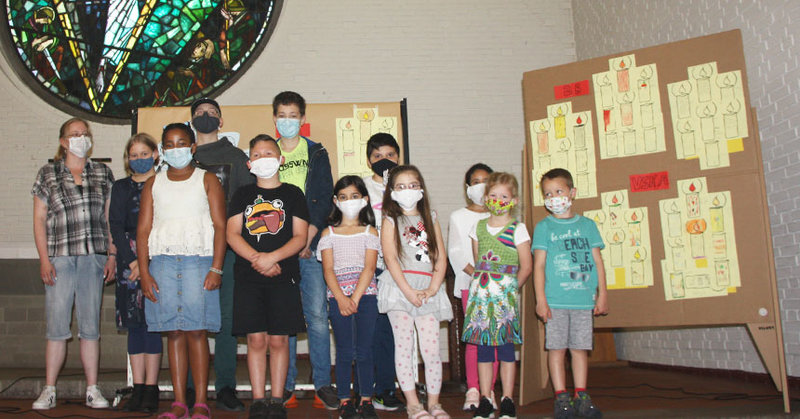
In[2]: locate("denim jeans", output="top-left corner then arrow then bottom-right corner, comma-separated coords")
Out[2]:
286,256 -> 331,390
46,254 -> 106,340
329,295 -> 378,399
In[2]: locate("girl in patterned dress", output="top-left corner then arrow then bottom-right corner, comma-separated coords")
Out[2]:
378,165 -> 453,419
462,172 -> 532,419
317,175 -> 381,419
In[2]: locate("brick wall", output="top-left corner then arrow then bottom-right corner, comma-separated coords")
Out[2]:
572,0 -> 800,376
0,1 -> 577,367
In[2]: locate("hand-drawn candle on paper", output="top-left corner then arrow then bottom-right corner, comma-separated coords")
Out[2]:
336,106 -> 398,178
667,62 -> 748,170
584,189 -> 653,290
659,177 -> 740,301
529,101 -> 597,205
593,55 -> 666,159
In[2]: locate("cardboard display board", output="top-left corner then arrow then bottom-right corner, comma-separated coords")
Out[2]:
135,101 -> 408,178
519,30 -> 788,412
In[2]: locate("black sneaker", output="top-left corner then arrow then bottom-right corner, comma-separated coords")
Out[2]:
373,390 -> 404,411
573,391 -> 602,418
249,400 -> 269,419
554,392 -> 574,419
358,399 -> 379,419
316,385 -> 340,410
216,386 -> 245,411
338,399 -> 359,419
473,396 -> 494,419
268,400 -> 287,419
498,397 -> 516,419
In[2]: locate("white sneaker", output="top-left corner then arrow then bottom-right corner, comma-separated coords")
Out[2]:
463,387 -> 480,410
491,390 -> 498,410
32,385 -> 56,410
85,385 -> 109,409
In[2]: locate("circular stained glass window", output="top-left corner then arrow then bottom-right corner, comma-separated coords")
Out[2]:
1,0 -> 282,123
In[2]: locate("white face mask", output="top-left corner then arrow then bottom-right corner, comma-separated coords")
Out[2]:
336,198 -> 367,219
249,157 -> 281,179
391,189 -> 424,211
465,183 -> 486,206
68,135 -> 92,158
544,196 -> 572,215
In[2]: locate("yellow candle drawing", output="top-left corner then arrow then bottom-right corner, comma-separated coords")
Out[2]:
554,107 -> 566,139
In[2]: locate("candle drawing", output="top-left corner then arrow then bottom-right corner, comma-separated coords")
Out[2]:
538,155 -> 551,172
536,121 -> 550,154
603,109 -> 616,132
698,103 -> 717,141
712,233 -> 727,258
684,180 -> 702,218
679,121 -> 697,157
717,73 -> 737,103
619,92 -> 634,126
576,172 -> 589,197
723,100 -> 740,139
340,120 -> 355,153
358,109 -> 375,166
606,132 -> 618,156
606,192 -> 624,229
623,129 -> 636,155
709,194 -> 726,233
627,208 -> 643,246
599,75 -> 613,108
555,139 -> 571,169
607,230 -> 625,267
686,218 -> 707,259
553,105 -> 566,139
666,201 -> 682,238
670,272 -> 685,298
590,211 -> 606,231
631,248 -> 646,286
670,238 -> 686,271
573,114 -> 586,149
576,150 -> 588,172
615,57 -> 631,92
715,259 -> 730,288
704,139 -> 720,167
638,65 -> 653,102
641,102 -> 654,128
673,82 -> 692,119
694,64 -> 713,103
644,127 -> 657,152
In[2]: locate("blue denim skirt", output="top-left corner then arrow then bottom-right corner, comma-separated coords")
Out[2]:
145,255 -> 220,332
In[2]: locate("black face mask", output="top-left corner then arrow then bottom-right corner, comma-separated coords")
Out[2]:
370,158 -> 398,177
192,113 -> 220,134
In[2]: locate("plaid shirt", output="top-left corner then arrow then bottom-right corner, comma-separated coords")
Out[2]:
32,160 -> 115,257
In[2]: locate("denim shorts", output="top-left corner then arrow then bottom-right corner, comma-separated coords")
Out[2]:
144,255 -> 220,332
46,254 -> 106,340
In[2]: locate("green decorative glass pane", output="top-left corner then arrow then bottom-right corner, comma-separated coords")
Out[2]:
2,0 -> 281,122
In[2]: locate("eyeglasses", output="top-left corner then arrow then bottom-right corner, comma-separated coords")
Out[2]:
393,183 -> 421,191
194,109 -> 220,117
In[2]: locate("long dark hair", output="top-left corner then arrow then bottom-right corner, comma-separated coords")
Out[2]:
328,175 -> 376,227
382,165 -> 439,265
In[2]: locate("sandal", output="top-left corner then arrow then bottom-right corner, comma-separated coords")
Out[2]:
407,403 -> 434,419
429,403 -> 451,419
191,402 -> 211,419
158,401 -> 189,419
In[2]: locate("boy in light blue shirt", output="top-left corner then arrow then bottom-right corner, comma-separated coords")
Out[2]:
532,168 -> 607,419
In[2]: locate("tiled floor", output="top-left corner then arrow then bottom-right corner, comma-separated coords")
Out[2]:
0,362 -> 795,418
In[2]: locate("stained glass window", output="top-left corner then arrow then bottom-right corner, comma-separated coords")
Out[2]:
2,0 -> 281,121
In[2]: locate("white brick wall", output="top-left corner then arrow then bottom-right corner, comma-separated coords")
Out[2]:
0,0 -> 576,256
573,0 -> 800,376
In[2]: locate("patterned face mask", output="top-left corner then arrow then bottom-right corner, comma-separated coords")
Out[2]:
485,198 -> 515,215
544,196 -> 572,215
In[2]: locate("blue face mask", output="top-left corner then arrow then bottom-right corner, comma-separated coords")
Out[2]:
276,118 -> 301,139
129,157 -> 154,174
162,147 -> 193,169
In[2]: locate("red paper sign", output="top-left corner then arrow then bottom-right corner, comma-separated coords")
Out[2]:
554,80 -> 590,100
274,123 -> 311,138
630,171 -> 670,192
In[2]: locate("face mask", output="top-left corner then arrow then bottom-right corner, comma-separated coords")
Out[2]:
162,146 -> 193,169
68,135 -> 92,158
129,157 -> 154,174
466,183 -> 486,206
544,196 -> 572,215
276,118 -> 301,139
249,157 -> 281,179
391,189 -> 424,211
192,113 -> 220,134
485,198 -> 515,216
336,198 -> 367,219
370,158 -> 398,179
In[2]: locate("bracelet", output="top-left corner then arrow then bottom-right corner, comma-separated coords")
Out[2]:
209,267 -> 223,275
